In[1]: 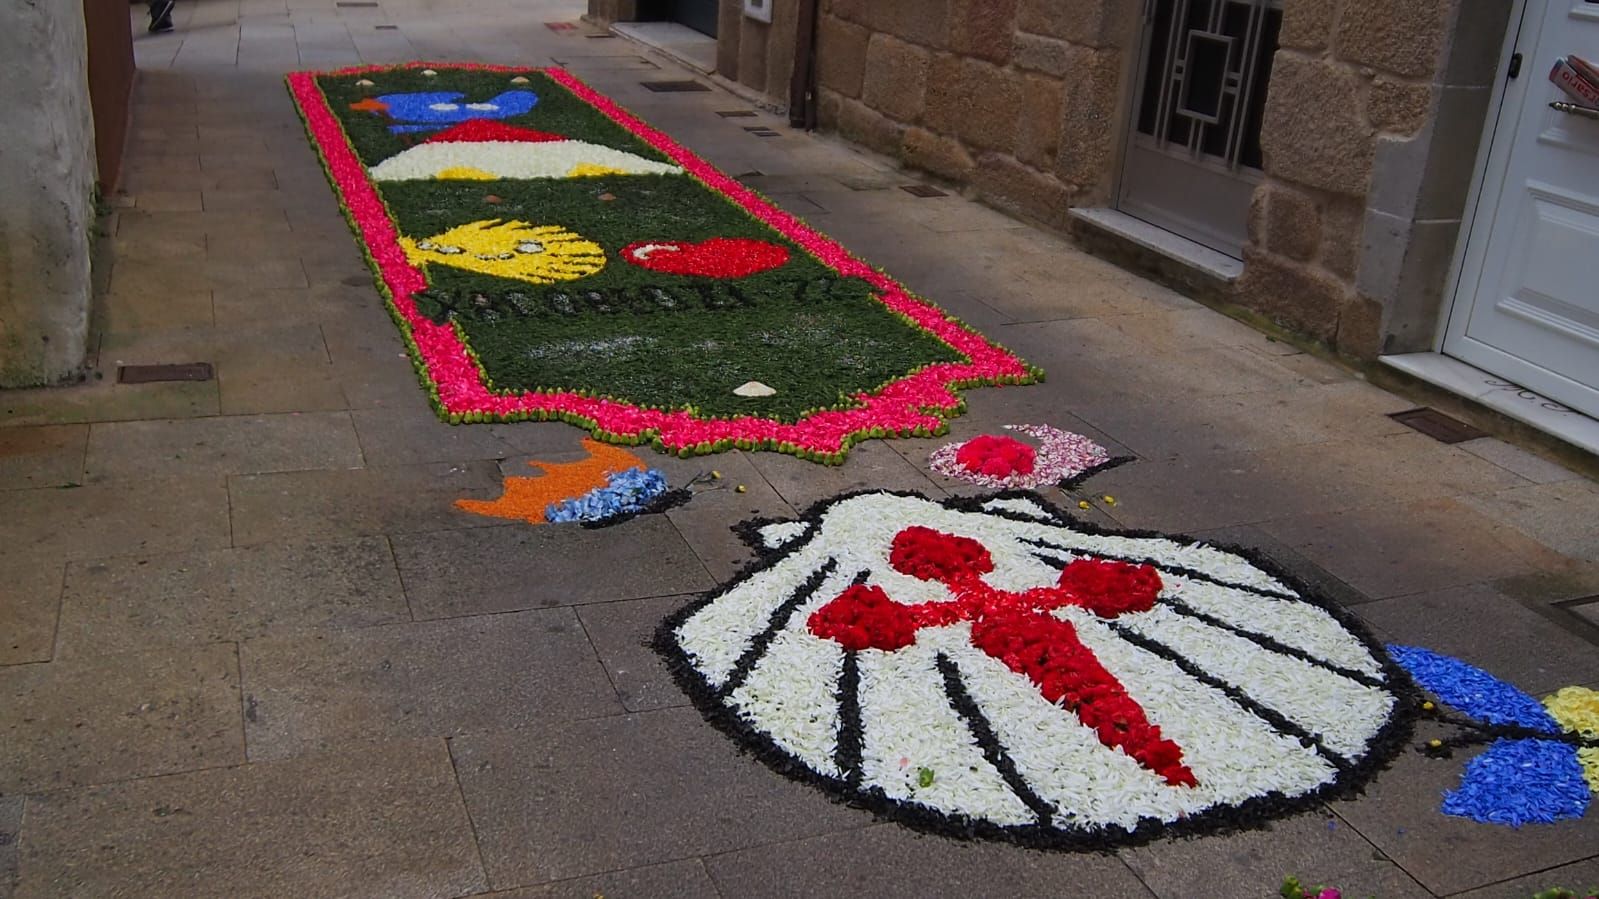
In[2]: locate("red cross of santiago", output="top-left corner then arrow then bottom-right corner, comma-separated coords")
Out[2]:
807,526 -> 1197,787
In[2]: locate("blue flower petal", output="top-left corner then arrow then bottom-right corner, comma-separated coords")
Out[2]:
544,468 -> 669,524
1441,738 -> 1590,826
1386,644 -> 1559,730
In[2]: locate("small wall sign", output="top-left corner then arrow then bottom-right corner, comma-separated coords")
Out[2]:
742,0 -> 772,23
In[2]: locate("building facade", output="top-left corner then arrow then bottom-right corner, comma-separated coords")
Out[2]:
591,0 -> 1599,449
0,0 -> 134,388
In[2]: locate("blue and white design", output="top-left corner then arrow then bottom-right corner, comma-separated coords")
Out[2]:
376,90 -> 538,133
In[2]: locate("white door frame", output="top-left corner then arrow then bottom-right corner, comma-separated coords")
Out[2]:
1438,0 -> 1531,355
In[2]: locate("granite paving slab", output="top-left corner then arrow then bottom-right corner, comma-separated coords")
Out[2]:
227,460 -> 503,545
466,859 -> 718,899
575,595 -> 696,713
85,411 -> 364,480
15,739 -> 486,899
450,707 -> 862,889
1356,581 -> 1599,696
0,561 -> 64,666
0,643 -> 242,794
55,537 -> 408,657
707,824 -> 1157,899
0,475 -> 230,564
240,609 -> 621,760
391,515 -> 712,620
1330,721 -> 1599,896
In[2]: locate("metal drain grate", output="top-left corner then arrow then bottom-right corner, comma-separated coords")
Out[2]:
901,184 -> 948,198
743,126 -> 780,137
717,110 -> 757,117
117,363 -> 214,384
642,80 -> 710,92
1387,407 -> 1487,444
374,24 -> 397,29
335,1 -> 379,7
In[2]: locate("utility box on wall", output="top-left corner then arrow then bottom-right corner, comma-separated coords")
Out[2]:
742,0 -> 772,23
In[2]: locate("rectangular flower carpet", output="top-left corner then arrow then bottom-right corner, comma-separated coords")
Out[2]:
287,63 -> 1038,462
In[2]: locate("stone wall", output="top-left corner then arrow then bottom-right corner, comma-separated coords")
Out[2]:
588,0 -> 1511,363
0,0 -> 97,387
814,0 -> 1138,230
1236,0 -> 1507,357
585,0 -> 640,24
714,0 -> 801,105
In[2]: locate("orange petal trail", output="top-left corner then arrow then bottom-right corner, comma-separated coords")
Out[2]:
454,439 -> 645,524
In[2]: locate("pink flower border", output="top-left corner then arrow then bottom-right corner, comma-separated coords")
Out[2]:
285,62 -> 1040,461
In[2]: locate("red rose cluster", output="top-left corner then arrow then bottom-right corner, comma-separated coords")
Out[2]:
888,525 -> 995,584
1057,558 -> 1164,618
807,526 -> 1197,787
807,583 -> 920,652
953,434 -> 1037,478
969,599 -> 1195,786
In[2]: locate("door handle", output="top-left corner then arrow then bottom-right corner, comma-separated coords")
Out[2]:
1550,100 -> 1599,120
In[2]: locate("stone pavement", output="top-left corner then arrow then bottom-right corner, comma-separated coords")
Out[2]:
2,1 -> 1598,896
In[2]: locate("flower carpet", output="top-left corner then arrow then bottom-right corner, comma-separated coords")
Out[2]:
287,63 -> 1038,461
1390,645 -> 1599,826
928,424 -> 1130,490
454,438 -> 687,527
657,490 -> 1415,848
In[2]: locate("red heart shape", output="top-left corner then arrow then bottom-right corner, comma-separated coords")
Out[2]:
620,238 -> 790,278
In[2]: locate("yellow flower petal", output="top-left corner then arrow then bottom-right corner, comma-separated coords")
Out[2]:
436,166 -> 499,181
1544,685 -> 1599,738
1544,686 -> 1599,794
566,162 -> 630,178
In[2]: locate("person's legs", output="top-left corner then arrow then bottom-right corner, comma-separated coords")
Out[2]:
148,0 -> 174,33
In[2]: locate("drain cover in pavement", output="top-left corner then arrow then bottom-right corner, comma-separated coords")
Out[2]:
642,80 -> 710,92
1388,408 -> 1487,443
901,184 -> 948,198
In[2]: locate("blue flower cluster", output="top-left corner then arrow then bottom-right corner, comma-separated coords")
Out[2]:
545,467 -> 669,524
1389,644 -> 1590,826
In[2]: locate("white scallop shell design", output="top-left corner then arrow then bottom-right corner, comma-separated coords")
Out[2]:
659,491 -> 1407,846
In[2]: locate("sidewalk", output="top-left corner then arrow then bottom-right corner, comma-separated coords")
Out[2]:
2,0 -> 1598,896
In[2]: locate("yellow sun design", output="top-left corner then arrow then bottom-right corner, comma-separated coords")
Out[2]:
399,220 -> 607,285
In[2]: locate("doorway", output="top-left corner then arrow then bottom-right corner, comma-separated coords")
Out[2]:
1118,0 -> 1283,258
1446,0 -> 1599,419
636,0 -> 719,37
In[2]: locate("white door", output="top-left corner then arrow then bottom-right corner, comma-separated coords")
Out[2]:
1448,0 -> 1599,418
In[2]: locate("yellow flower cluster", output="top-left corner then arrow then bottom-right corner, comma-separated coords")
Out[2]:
1544,685 -> 1599,792
400,219 -> 606,285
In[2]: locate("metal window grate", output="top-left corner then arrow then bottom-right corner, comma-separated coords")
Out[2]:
1134,0 -> 1283,172
1387,408 -> 1488,444
642,80 -> 711,92
117,363 -> 214,384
